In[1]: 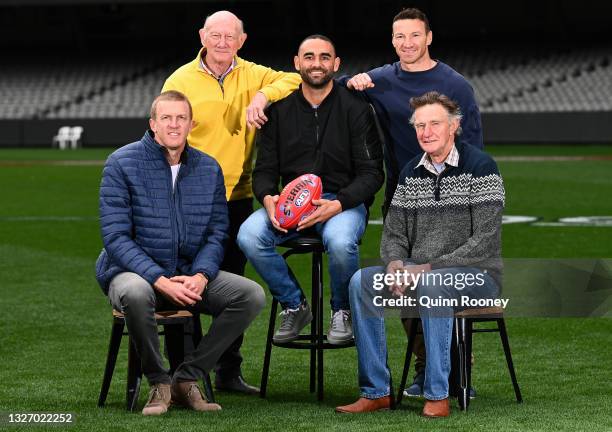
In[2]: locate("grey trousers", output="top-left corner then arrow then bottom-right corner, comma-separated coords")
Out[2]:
108,271 -> 265,385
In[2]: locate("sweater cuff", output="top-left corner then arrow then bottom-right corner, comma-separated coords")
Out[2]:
381,256 -> 404,267
258,87 -> 277,103
429,258 -> 450,271
256,189 -> 278,205
192,266 -> 219,282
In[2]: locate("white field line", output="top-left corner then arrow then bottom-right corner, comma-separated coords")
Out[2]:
494,155 -> 612,162
0,216 -> 97,221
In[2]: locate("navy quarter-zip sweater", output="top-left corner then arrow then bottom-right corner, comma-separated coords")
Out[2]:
95,130 -> 228,295
338,61 -> 482,204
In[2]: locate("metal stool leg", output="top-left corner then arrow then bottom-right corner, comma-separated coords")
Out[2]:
98,320 -> 124,407
126,337 -> 142,412
260,299 -> 278,398
310,274 -> 317,394
261,237 -> 350,400
498,318 -> 523,403
396,318 -> 419,406
457,317 -> 469,411
314,251 -> 324,401
203,374 -> 215,403
458,318 -> 474,411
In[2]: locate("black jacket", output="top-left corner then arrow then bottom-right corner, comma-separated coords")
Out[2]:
253,83 -> 384,210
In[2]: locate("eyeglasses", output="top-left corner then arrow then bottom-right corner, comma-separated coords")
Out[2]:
208,33 -> 237,43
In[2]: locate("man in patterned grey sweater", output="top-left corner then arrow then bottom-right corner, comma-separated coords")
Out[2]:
336,92 -> 504,416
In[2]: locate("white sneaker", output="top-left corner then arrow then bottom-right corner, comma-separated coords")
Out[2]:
327,309 -> 353,345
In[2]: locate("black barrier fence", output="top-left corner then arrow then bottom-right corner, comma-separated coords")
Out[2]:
1,112 -> 612,148
0,118 -> 145,148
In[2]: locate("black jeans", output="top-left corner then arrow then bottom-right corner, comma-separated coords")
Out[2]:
214,198 -> 254,380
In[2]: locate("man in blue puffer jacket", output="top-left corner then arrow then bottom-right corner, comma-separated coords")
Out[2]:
95,90 -> 265,416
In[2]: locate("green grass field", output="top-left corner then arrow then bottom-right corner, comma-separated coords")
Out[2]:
1,145 -> 611,431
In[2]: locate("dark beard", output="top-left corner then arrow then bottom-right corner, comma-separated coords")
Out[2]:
300,68 -> 334,89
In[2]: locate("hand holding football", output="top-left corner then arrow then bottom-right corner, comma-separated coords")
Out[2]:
274,174 -> 322,230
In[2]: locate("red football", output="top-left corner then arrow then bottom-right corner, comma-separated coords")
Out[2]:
275,174 -> 322,229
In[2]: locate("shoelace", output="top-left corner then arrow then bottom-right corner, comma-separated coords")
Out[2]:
331,310 -> 350,331
148,387 -> 163,403
279,307 -> 300,330
187,383 -> 204,400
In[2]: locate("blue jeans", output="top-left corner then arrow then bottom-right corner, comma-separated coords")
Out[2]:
237,194 -> 366,311
349,265 -> 499,400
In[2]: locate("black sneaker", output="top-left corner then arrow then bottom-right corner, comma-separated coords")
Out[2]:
403,371 -> 425,398
273,302 -> 313,343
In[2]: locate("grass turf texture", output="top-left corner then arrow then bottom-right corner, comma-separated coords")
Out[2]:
0,145 -> 611,431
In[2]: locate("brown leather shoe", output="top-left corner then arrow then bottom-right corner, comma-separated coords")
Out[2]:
335,396 -> 391,413
142,383 -> 171,416
171,381 -> 222,412
422,398 -> 450,418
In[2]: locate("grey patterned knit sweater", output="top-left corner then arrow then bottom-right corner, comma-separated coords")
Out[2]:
381,142 -> 504,287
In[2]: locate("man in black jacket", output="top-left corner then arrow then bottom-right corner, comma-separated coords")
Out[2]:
237,35 -> 383,345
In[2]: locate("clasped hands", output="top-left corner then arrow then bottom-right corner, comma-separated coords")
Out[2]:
154,273 -> 208,307
385,260 -> 431,297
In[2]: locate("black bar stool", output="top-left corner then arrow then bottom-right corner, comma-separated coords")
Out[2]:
98,309 -> 215,411
260,233 -> 355,401
396,307 -> 522,410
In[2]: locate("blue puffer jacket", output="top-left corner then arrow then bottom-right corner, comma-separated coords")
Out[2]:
95,131 -> 228,295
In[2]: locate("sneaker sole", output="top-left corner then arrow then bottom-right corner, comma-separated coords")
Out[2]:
326,335 -> 354,345
273,335 -> 299,343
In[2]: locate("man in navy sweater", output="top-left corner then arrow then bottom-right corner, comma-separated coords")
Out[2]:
340,7 -> 483,398
343,7 -> 482,210
96,91 -> 265,415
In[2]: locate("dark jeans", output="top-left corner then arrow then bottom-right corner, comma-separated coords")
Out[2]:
214,198 -> 253,380
178,199 -> 253,380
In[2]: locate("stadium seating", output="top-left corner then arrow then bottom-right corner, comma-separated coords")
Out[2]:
1,46 -> 610,119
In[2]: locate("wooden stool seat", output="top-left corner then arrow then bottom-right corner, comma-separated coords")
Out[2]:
455,306 -> 504,318
112,309 -> 194,322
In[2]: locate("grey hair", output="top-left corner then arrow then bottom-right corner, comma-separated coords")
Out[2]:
409,91 -> 463,135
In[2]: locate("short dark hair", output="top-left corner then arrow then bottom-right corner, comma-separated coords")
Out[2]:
298,34 -> 336,56
393,8 -> 430,33
409,91 -> 463,135
150,90 -> 193,120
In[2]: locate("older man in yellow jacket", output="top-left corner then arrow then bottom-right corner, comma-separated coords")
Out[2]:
162,10 -> 300,395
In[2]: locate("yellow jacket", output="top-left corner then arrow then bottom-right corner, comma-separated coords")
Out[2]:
162,50 -> 301,201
